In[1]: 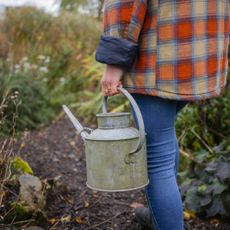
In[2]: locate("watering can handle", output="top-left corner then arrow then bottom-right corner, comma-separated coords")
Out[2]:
102,86 -> 145,154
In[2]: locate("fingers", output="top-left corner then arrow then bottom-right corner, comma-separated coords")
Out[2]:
102,80 -> 121,96
101,79 -> 111,96
101,64 -> 124,96
110,81 -> 121,96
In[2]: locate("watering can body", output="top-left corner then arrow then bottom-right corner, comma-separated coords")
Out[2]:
63,87 -> 149,192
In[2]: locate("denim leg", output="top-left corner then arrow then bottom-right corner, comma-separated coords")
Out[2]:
174,130 -> 179,177
131,94 -> 186,230
174,101 -> 188,176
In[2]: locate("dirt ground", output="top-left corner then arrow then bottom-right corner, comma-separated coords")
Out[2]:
9,117 -> 230,229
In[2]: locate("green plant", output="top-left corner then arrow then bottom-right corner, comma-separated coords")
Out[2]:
59,0 -> 87,11
59,0 -> 104,19
179,140 -> 230,219
12,156 -> 33,175
176,79 -> 230,218
0,7 -> 103,133
3,7 -> 102,61
0,59 -> 55,136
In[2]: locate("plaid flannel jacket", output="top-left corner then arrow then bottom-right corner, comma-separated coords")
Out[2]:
95,0 -> 230,100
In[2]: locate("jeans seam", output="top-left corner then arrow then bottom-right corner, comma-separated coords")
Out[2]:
145,188 -> 162,230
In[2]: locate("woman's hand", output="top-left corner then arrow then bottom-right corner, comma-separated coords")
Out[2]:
101,64 -> 124,96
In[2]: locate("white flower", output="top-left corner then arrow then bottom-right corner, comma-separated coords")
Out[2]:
39,66 -> 48,73
31,64 -> 38,70
45,56 -> 50,64
23,62 -> 30,71
38,55 -> 46,60
60,77 -> 65,84
21,57 -> 28,63
14,64 -> 20,70
14,64 -> 21,73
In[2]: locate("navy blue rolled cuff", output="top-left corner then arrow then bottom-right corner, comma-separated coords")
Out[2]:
95,35 -> 138,69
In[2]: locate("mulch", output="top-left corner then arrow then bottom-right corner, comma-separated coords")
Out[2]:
4,117 -> 230,229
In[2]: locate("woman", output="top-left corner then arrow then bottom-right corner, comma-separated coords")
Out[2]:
95,0 -> 230,229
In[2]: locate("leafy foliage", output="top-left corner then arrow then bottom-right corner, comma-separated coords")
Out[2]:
59,0 -> 87,11
0,67 -> 55,136
179,143 -> 230,218
0,7 -> 102,135
176,82 -> 230,218
58,0 -> 104,19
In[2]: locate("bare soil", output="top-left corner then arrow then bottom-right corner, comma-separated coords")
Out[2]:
3,117 -> 230,229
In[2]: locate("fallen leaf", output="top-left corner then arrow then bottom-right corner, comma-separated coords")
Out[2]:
92,191 -> 98,198
76,216 -> 85,224
69,141 -> 76,146
61,215 -> 71,223
20,142 -> 25,148
84,200 -> 89,208
210,218 -> 220,225
129,202 -> 144,209
49,218 -> 57,225
183,209 -> 196,220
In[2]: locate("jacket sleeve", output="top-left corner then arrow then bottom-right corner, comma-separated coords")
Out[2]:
95,0 -> 148,69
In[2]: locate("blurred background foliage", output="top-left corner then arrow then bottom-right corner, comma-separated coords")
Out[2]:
0,2 -> 229,219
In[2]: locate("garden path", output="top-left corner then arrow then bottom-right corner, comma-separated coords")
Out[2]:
18,117 -> 229,230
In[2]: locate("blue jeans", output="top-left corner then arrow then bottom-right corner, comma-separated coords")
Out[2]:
131,94 -> 188,230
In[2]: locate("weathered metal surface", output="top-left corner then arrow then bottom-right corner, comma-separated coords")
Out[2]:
63,87 -> 149,192
85,126 -> 139,141
97,112 -> 130,129
85,138 -> 148,192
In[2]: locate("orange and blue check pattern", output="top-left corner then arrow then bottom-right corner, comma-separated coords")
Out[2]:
103,0 -> 230,100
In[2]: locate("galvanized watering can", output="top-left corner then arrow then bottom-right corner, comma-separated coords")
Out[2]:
62,87 -> 149,192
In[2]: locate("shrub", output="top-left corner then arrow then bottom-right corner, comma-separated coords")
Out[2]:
0,58 -> 55,136
176,79 -> 230,218
0,7 -> 103,135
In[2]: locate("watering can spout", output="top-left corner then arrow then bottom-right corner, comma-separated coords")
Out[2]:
62,105 -> 90,139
